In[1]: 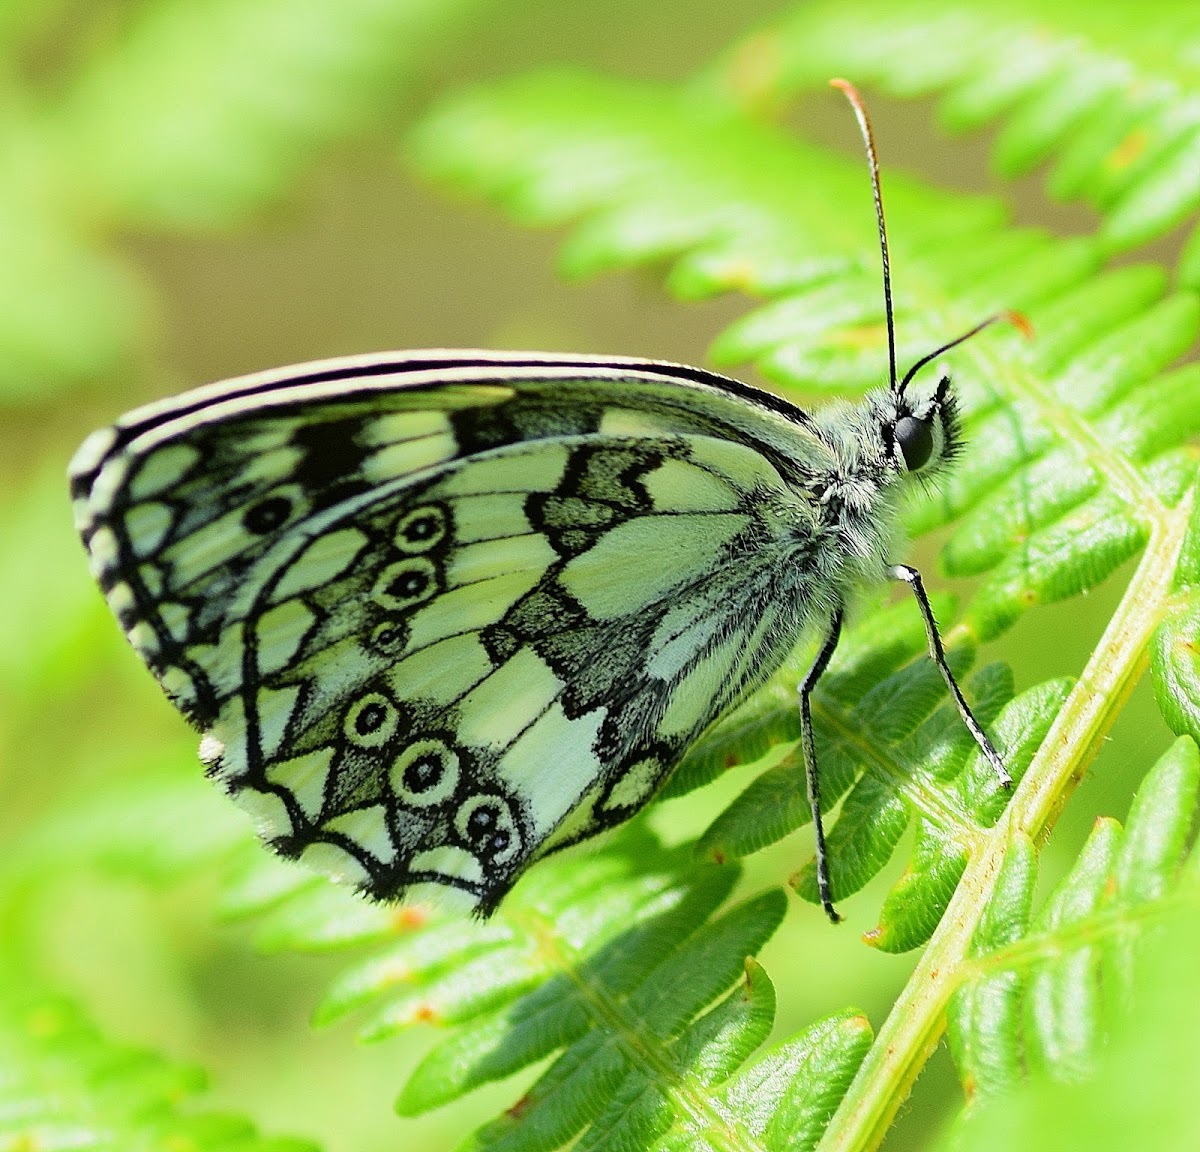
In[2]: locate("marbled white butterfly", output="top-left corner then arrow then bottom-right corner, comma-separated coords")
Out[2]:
69,81 -> 1018,919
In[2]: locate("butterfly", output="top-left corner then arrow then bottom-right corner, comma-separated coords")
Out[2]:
68,81 -> 1017,920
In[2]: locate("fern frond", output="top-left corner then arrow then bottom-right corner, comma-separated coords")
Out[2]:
704,0 -> 1200,283
944,738 -> 1200,1147
8,10 -> 1198,1149
0,767 -> 318,1152
4,773 -> 843,1149
1152,496 -> 1200,750
300,831 -> 808,1146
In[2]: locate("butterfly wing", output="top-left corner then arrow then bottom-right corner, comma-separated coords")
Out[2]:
71,352 -> 832,911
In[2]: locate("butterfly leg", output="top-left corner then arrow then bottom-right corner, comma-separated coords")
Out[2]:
800,607 -> 844,924
889,563 -> 1011,787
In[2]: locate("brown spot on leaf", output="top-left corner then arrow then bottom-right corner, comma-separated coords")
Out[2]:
506,1094 -> 533,1121
414,1002 -> 439,1024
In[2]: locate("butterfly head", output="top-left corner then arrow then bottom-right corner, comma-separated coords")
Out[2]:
884,372 -> 961,479
830,78 -> 1029,488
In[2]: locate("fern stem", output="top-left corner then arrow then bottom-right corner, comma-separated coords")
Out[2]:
816,491 -> 1194,1152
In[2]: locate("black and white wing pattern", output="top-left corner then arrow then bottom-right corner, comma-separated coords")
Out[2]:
70,352 -> 836,912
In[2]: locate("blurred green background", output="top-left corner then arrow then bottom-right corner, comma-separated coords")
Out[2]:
0,2 -> 1178,1150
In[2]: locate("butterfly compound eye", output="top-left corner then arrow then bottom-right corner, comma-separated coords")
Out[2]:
894,414 -> 934,472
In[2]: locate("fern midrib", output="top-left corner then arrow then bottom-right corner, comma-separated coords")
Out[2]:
815,486 -> 1193,1152
1003,355 -> 1163,517
520,911 -> 767,1152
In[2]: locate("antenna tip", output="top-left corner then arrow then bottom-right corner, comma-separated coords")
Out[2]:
829,77 -> 863,105
1002,309 -> 1035,340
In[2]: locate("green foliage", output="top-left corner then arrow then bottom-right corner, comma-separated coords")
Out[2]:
61,0 -> 491,230
702,0 -> 1200,283
946,737 -> 1200,1149
0,977 -> 318,1152
4,2 -> 1200,1151
0,0 -> 492,400
1152,494 -> 1200,747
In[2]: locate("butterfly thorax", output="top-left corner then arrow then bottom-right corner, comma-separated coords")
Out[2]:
795,391 -> 902,593
797,380 -> 956,604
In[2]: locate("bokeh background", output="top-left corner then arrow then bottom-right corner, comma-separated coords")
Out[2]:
0,2 -> 1179,1150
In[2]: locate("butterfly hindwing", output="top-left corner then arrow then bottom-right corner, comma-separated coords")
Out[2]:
72,353 -> 830,910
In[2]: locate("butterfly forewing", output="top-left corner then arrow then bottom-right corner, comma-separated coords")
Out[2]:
72,353 -> 829,911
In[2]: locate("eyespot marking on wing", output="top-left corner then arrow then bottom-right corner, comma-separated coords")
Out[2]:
74,365 -> 830,912
372,557 -> 440,613
343,691 -> 401,749
454,794 -> 521,865
394,505 -> 448,553
391,739 -> 460,807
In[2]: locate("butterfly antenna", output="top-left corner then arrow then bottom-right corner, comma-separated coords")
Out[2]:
831,77 -> 897,394
897,309 -> 1034,393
